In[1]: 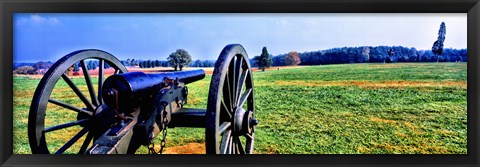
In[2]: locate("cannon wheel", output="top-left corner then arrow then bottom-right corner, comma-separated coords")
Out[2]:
28,49 -> 128,154
206,44 -> 257,154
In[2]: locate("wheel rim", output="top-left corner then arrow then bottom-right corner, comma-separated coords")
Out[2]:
28,49 -> 127,154
206,44 -> 256,154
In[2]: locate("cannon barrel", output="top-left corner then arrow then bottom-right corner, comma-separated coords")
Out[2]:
102,69 -> 205,114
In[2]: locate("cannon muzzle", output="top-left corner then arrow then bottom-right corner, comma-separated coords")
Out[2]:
102,69 -> 205,114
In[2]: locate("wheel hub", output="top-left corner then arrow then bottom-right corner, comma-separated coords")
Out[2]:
233,107 -> 257,135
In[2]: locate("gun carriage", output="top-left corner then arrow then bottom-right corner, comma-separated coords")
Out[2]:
28,44 -> 257,154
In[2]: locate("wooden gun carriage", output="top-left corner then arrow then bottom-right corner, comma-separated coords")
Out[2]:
28,44 -> 257,154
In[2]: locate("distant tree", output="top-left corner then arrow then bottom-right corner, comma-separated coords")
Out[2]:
386,48 -> 395,63
104,62 -> 111,69
155,60 -> 161,67
146,60 -> 151,68
71,63 -> 80,76
456,56 -> 462,62
162,61 -> 169,67
87,61 -> 93,70
126,59 -> 131,66
33,61 -> 52,70
192,59 -> 200,67
93,61 -> 99,70
168,53 -> 179,70
150,60 -> 155,68
73,63 -> 80,72
360,46 -> 370,63
432,22 -> 446,63
130,59 -> 136,66
86,60 -> 99,70
256,47 -> 273,71
284,51 -> 301,66
168,49 -> 192,71
13,66 -> 36,75
252,56 -> 261,67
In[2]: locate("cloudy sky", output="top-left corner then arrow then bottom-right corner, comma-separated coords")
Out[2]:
14,13 -> 466,62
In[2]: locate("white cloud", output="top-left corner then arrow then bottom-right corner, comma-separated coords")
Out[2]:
276,19 -> 291,27
16,14 -> 61,26
30,15 -> 46,22
48,18 -> 61,25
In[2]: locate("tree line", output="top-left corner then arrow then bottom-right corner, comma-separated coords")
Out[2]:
288,46 -> 467,66
254,22 -> 466,68
14,46 -> 467,75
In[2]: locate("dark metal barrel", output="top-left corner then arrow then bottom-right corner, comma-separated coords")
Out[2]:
102,69 -> 205,114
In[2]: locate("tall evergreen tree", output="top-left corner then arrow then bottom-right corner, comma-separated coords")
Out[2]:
258,47 -> 273,71
432,22 -> 446,63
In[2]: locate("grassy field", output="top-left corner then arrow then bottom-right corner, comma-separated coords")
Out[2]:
13,63 -> 467,154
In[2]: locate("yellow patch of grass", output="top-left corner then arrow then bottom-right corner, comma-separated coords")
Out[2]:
403,122 -> 424,135
186,96 -> 203,105
440,129 -> 454,135
373,143 -> 450,154
369,117 -> 397,125
13,90 -> 36,97
404,122 -> 413,128
45,126 -> 89,153
357,146 -> 370,153
395,132 -> 407,138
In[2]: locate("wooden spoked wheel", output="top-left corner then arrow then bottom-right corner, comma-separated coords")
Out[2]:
28,50 -> 127,154
205,44 -> 257,154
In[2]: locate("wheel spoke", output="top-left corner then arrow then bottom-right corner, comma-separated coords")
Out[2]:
61,73 -> 95,111
230,135 -> 235,154
80,60 -> 99,106
221,100 -> 232,119
234,56 -> 243,104
244,133 -> 253,140
236,69 -> 248,107
98,59 -> 104,105
218,122 -> 231,134
54,127 -> 89,154
222,72 -> 233,112
48,98 -> 93,116
236,136 -> 245,154
78,131 -> 93,154
238,88 -> 252,108
43,118 -> 89,133
228,57 -> 236,107
220,129 -> 231,154
245,132 -> 255,154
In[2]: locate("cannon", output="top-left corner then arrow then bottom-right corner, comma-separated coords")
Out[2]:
28,44 -> 257,154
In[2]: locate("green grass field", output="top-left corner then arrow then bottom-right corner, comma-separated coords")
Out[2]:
13,63 -> 467,154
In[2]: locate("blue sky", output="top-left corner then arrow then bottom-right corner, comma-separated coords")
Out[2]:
14,13 -> 466,63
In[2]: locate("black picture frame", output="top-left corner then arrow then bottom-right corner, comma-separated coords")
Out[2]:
1,0 -> 478,166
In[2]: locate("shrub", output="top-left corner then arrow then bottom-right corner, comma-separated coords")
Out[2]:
13,66 -> 36,75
